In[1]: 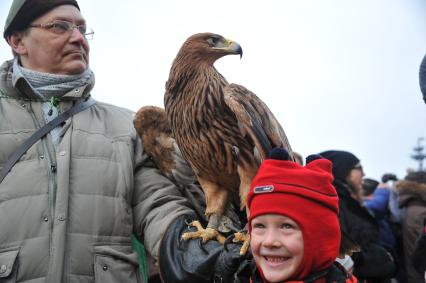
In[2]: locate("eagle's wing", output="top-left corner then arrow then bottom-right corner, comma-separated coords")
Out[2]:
224,83 -> 293,161
134,106 -> 195,185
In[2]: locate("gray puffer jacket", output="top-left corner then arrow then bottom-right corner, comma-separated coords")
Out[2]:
0,60 -> 194,283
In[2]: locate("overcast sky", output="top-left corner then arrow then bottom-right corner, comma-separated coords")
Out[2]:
1,0 -> 425,181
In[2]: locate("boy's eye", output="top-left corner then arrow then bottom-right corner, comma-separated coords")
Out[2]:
252,223 -> 265,229
281,223 -> 294,230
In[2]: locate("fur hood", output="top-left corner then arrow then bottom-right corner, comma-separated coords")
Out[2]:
396,180 -> 426,206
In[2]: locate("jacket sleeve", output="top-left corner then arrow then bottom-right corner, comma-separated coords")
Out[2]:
411,218 -> 426,274
131,136 -> 195,261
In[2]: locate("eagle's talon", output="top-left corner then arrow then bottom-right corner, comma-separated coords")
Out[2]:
231,231 -> 250,256
184,218 -> 192,228
198,238 -> 209,254
181,220 -> 226,244
239,239 -> 250,256
223,234 -> 235,252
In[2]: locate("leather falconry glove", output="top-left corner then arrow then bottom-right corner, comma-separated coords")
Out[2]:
158,213 -> 252,283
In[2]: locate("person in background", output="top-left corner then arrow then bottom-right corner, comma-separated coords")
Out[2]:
320,150 -> 396,283
247,148 -> 356,282
0,1 -> 248,282
362,177 -> 406,283
362,178 -> 379,198
381,174 -> 404,225
362,178 -> 396,252
395,171 -> 426,283
411,218 -> 426,280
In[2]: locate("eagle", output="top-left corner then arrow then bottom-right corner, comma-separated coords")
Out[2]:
162,32 -> 294,248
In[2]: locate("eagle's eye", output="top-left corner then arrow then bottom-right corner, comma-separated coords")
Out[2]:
207,37 -> 219,46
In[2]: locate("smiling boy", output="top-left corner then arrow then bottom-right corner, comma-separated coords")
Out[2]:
247,148 -> 357,283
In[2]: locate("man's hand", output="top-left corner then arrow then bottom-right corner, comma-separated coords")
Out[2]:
158,214 -> 252,283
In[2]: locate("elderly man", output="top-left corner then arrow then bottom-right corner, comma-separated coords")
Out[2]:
0,1 -> 249,282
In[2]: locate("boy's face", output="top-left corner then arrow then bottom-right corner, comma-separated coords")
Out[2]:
250,214 -> 304,282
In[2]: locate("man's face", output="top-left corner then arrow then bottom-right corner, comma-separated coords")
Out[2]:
11,5 -> 89,75
250,214 -> 304,282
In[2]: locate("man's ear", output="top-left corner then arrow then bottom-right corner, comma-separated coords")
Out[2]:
6,33 -> 28,55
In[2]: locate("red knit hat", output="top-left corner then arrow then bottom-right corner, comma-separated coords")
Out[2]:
247,149 -> 341,280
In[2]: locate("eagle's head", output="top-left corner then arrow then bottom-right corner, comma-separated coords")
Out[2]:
177,32 -> 243,66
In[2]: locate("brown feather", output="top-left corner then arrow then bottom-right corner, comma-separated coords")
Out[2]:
134,106 -> 195,184
134,106 -> 174,176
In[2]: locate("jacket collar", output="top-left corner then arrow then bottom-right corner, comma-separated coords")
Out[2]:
0,59 -> 95,101
251,263 -> 349,283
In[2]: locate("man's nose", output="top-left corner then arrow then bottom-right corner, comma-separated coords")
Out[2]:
69,27 -> 86,42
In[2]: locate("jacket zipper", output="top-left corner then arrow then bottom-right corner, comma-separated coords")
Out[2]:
27,103 -> 57,257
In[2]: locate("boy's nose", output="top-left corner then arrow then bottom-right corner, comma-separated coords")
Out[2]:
262,230 -> 281,248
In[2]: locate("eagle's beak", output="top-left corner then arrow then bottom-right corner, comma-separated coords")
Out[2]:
226,39 -> 243,59
214,39 -> 243,59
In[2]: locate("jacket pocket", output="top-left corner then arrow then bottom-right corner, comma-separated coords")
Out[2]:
0,247 -> 19,282
93,245 -> 142,283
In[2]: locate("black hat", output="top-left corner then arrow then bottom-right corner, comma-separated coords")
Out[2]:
319,150 -> 360,181
4,0 -> 80,39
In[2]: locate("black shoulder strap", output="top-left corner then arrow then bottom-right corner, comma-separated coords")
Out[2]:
0,97 -> 96,184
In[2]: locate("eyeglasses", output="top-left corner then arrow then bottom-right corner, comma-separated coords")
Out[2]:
353,164 -> 363,172
28,20 -> 94,40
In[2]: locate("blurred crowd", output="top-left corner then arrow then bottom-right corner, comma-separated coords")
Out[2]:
295,150 -> 426,283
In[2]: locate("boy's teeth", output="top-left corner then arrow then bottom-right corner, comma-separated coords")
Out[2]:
266,256 -> 288,262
